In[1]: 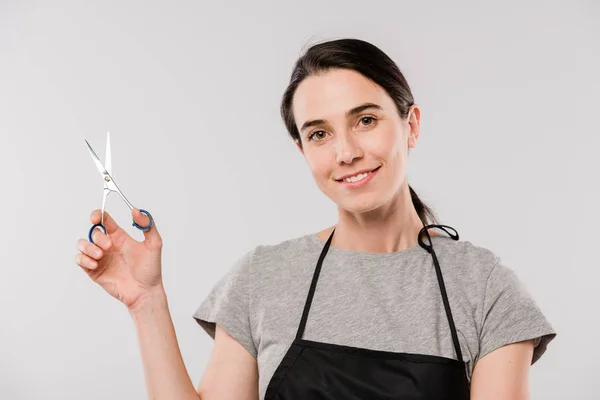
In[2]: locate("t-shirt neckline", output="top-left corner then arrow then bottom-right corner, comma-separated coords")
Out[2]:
307,232 -> 451,260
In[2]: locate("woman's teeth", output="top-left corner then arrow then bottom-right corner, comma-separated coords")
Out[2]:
344,171 -> 371,183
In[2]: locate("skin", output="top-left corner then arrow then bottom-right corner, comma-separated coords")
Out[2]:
76,68 -> 534,400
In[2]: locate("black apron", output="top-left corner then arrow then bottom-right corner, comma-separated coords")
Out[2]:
264,224 -> 470,400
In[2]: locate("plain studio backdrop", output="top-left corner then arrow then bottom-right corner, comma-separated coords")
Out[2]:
1,1 -> 598,399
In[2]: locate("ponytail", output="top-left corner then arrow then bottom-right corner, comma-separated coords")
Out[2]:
409,184 -> 438,226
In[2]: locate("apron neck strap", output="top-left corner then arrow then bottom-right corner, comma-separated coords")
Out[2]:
296,224 -> 464,363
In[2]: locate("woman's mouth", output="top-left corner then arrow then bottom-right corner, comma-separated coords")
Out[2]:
336,166 -> 381,189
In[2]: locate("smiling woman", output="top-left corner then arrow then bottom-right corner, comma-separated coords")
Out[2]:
280,44 -> 439,230
190,38 -> 557,400
74,36 -> 558,400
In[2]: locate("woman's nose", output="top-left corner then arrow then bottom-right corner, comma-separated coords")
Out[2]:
335,134 -> 362,164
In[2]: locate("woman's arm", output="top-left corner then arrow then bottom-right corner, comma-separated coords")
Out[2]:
130,286 -> 201,399
470,339 -> 535,400
129,286 -> 258,400
196,325 -> 259,400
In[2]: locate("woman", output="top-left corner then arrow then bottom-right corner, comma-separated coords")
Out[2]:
76,38 -> 556,399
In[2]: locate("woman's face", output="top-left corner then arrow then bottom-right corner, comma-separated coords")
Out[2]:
293,68 -> 420,214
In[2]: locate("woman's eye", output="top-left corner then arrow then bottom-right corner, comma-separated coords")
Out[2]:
360,116 -> 375,126
308,131 -> 327,141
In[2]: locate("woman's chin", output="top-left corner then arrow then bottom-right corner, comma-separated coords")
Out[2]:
337,197 -> 385,214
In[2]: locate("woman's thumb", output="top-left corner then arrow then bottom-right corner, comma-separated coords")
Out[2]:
132,208 -> 161,248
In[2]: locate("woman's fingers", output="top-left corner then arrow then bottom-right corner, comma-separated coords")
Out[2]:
90,210 -> 120,234
77,236 -> 109,259
77,238 -> 101,260
132,208 -> 162,250
76,252 -> 98,270
89,229 -> 112,251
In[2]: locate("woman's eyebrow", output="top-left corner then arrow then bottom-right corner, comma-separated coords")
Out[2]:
347,102 -> 382,117
299,103 -> 383,133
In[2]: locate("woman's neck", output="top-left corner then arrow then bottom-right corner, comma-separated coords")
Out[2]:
317,188 -> 436,254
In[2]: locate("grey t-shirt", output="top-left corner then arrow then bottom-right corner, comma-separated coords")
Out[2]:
193,233 -> 556,400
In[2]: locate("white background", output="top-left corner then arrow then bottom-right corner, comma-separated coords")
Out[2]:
1,1 -> 598,398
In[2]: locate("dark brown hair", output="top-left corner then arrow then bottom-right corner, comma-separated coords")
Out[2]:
280,38 -> 439,225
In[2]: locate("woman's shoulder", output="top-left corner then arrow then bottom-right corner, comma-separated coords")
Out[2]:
250,232 -> 319,267
421,234 -> 501,275
257,231 -> 316,251
423,235 -> 552,318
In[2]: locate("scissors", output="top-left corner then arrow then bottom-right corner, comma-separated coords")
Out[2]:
85,132 -> 153,245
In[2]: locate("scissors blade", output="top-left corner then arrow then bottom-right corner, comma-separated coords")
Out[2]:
105,131 -> 112,177
85,139 -> 111,180
85,138 -> 131,208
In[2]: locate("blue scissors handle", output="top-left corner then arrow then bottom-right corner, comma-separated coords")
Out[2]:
88,209 -> 154,244
133,209 -> 154,231
88,223 -> 106,243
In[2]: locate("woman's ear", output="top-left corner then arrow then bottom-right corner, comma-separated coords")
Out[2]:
407,105 -> 421,149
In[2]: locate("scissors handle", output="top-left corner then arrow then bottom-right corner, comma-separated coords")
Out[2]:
88,223 -> 107,244
88,209 -> 154,244
133,209 -> 154,231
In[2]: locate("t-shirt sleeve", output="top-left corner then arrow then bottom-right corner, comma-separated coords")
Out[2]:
476,258 -> 557,366
192,247 -> 257,358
